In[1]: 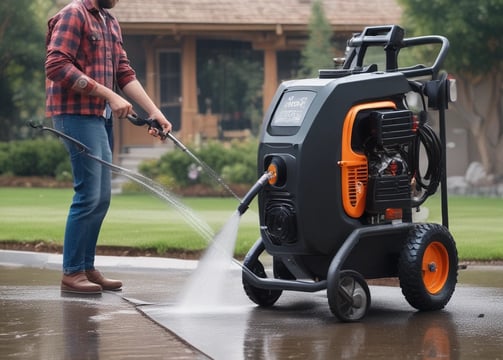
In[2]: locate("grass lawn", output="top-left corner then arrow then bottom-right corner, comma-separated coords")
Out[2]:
0,187 -> 260,256
0,187 -> 502,260
422,195 -> 503,261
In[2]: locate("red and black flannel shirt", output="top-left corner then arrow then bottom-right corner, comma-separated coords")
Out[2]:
45,0 -> 136,117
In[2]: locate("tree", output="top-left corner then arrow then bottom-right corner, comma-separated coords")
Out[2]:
398,0 -> 503,177
299,0 -> 334,78
0,0 -> 55,141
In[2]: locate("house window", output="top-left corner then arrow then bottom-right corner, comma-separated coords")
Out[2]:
277,50 -> 301,82
158,50 -> 181,131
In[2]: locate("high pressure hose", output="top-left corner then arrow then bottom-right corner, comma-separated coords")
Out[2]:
237,171 -> 272,215
410,111 -> 443,207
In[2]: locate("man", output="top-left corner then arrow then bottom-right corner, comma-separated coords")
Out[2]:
46,0 -> 171,294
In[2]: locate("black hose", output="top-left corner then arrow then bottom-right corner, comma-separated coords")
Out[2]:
410,113 -> 443,207
237,172 -> 271,215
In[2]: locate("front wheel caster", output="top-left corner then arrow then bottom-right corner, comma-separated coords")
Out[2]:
328,270 -> 371,322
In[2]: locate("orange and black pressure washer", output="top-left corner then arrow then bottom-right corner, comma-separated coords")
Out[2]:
240,25 -> 458,321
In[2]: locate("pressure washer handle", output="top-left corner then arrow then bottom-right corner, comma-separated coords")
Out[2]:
126,114 -> 168,140
148,119 -> 169,141
127,114 -> 193,155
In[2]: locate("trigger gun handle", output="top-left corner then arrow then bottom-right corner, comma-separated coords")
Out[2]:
148,119 -> 168,140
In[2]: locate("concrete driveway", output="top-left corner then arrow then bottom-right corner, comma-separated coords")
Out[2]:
1,250 -> 502,359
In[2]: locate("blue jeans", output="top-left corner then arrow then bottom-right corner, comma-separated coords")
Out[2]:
53,115 -> 113,274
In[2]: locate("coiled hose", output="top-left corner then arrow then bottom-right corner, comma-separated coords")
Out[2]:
410,111 -> 443,207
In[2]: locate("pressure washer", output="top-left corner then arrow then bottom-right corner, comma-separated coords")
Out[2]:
238,25 -> 458,321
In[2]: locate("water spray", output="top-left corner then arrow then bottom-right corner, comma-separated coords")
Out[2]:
176,172 -> 273,310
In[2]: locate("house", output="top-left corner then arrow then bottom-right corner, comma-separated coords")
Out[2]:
110,0 -> 403,155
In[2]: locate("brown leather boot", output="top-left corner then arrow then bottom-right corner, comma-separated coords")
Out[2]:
85,269 -> 122,291
61,271 -> 102,294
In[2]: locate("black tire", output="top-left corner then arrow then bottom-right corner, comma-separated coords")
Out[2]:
398,223 -> 458,311
328,270 -> 371,322
242,260 -> 282,307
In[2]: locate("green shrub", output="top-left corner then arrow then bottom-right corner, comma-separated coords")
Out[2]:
121,180 -> 145,193
0,139 -> 69,177
221,162 -> 256,184
0,143 -> 11,174
9,141 -> 42,176
220,140 -> 258,184
55,160 -> 73,182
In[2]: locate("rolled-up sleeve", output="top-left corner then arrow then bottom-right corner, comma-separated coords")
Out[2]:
116,49 -> 136,89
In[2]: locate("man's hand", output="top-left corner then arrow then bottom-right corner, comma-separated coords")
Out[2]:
88,81 -> 133,119
147,109 -> 172,138
108,93 -> 133,119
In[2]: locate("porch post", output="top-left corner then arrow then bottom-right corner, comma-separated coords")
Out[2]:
145,45 -> 156,100
263,48 -> 278,114
180,36 -> 198,141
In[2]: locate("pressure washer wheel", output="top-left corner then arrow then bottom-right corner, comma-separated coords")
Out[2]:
398,223 -> 458,311
328,270 -> 371,322
242,259 -> 282,307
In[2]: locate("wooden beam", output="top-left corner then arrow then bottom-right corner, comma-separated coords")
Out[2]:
180,36 -> 198,141
263,48 -> 278,114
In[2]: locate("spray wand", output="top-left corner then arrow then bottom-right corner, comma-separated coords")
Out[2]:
127,114 -> 241,201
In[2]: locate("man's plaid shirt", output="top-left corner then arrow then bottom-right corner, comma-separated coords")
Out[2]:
45,0 -> 136,117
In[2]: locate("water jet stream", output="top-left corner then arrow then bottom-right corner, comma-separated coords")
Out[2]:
175,172 -> 272,310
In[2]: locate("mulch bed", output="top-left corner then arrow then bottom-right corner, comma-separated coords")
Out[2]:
0,176 -> 72,188
0,240 -> 203,260
0,175 -> 251,197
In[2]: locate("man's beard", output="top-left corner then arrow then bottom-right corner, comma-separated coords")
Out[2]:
97,0 -> 116,9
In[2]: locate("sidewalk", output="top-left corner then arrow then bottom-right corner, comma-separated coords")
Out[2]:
0,249 -> 209,360
0,249 -> 199,272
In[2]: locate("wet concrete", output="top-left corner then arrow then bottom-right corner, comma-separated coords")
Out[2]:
0,266 -> 206,360
1,251 -> 503,359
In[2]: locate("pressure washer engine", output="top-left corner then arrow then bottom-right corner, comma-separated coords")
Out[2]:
240,25 -> 458,321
